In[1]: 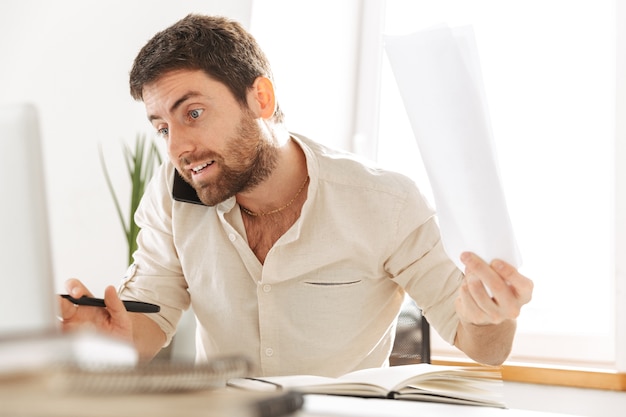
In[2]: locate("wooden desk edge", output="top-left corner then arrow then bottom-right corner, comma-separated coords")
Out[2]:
431,358 -> 626,391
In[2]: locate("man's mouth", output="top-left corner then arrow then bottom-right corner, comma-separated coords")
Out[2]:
191,161 -> 214,174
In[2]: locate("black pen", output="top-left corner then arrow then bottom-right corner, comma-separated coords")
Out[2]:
60,294 -> 160,313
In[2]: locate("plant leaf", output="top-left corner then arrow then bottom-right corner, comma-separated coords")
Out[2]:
100,134 -> 162,265
98,143 -> 129,240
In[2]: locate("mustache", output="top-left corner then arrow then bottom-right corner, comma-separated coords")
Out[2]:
180,151 -> 221,167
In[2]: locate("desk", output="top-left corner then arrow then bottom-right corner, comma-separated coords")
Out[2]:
298,395 -> 585,417
0,374 -> 585,417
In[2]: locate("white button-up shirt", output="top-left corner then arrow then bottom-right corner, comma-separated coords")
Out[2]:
119,134 -> 463,377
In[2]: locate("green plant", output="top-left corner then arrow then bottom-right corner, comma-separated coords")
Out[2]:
99,133 -> 162,265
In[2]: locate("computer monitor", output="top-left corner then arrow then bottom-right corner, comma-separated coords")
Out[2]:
0,103 -> 57,336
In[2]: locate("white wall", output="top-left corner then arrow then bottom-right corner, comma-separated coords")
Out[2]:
249,0 -> 361,152
0,0 -> 252,294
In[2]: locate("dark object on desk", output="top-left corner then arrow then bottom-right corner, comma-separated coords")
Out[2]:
254,391 -> 305,417
390,298 -> 430,365
60,294 -> 161,313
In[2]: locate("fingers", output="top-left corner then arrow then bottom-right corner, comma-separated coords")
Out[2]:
457,274 -> 504,325
458,252 -> 534,325
59,279 -> 90,324
490,259 -> 534,305
59,279 -> 106,331
58,281 -> 134,345
102,285 -> 135,343
103,285 -> 126,316
65,278 -> 94,298
455,280 -> 494,325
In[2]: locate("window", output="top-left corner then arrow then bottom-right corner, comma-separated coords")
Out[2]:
374,0 -> 620,368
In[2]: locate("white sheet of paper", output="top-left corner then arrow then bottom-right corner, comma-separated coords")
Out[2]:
384,25 -> 521,270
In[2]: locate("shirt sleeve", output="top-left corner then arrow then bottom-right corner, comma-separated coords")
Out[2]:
384,181 -> 463,345
117,162 -> 190,346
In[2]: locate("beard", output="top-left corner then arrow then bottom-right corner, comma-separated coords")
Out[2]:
177,111 -> 279,207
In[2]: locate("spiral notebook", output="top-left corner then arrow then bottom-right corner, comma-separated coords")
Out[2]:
0,356 -> 303,417
50,355 -> 253,394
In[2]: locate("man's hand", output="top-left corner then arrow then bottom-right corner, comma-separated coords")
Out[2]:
59,279 -> 134,345
456,252 -> 533,325
454,252 -> 533,365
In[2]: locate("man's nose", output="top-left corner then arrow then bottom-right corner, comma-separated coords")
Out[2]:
167,125 -> 196,160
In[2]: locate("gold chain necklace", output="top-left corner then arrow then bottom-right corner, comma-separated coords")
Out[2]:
240,175 -> 309,217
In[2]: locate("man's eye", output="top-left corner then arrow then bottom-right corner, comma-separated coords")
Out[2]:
189,109 -> 203,119
158,127 -> 169,137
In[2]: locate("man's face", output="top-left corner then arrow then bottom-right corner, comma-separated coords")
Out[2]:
143,69 -> 278,206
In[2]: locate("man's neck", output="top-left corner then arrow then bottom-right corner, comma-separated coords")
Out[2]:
235,135 -> 308,215
236,133 -> 309,264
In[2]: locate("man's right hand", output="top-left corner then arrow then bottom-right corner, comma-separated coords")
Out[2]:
60,279 -> 134,346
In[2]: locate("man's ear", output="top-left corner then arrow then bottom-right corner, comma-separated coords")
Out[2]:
248,76 -> 276,119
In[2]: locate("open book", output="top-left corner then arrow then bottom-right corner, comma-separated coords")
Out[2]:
228,363 -> 505,408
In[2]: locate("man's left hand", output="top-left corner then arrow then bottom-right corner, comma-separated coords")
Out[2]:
455,252 -> 533,326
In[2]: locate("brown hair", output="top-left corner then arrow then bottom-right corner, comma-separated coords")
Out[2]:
129,14 -> 283,123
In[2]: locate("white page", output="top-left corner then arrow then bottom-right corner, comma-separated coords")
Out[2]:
384,25 -> 521,270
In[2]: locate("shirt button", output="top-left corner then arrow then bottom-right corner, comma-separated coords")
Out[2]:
228,233 -> 236,242
265,348 -> 274,357
263,284 -> 272,293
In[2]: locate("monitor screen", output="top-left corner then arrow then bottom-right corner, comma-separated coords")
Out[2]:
0,103 -> 57,336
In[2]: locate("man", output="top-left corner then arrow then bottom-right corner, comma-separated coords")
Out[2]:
60,14 -> 533,377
